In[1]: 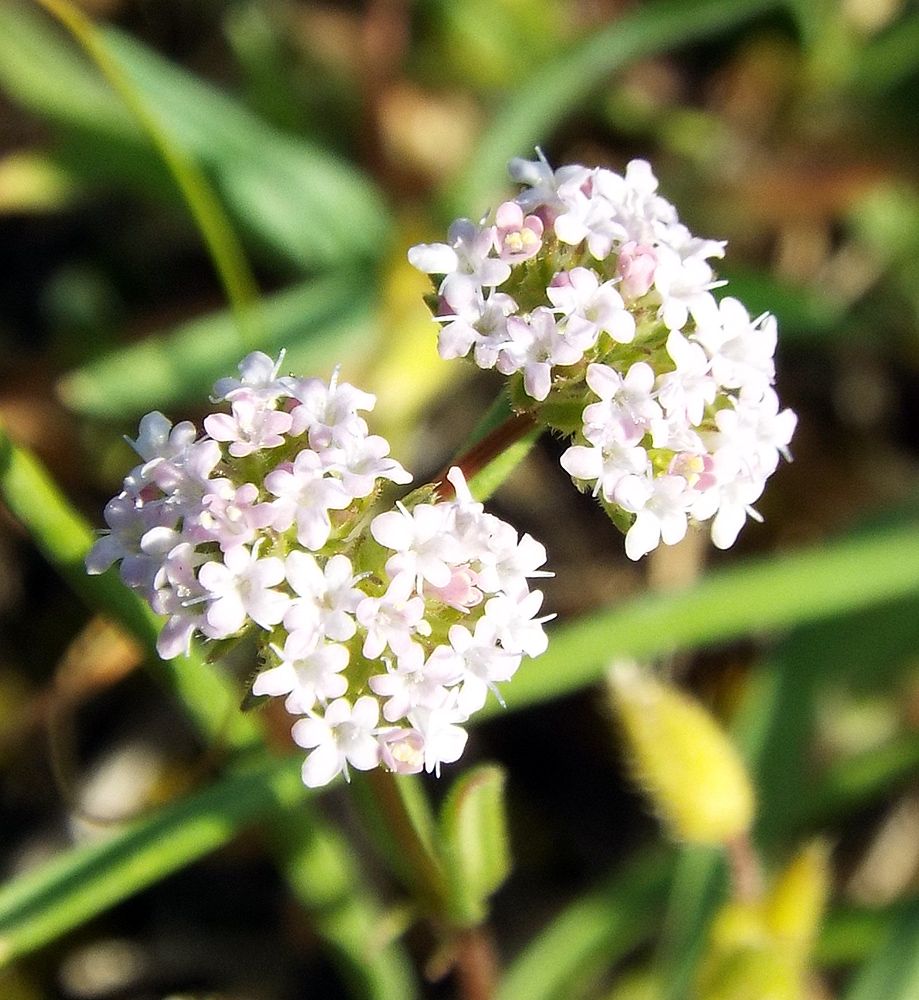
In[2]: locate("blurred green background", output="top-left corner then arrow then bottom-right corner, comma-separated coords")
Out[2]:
4,0 -> 919,998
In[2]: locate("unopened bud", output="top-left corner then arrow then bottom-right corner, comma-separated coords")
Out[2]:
764,840 -> 831,957
607,661 -> 755,845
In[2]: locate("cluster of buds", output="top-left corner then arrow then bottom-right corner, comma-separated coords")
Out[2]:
87,352 -> 551,787
409,155 -> 797,559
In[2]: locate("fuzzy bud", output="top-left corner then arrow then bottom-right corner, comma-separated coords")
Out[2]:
607,661 -> 755,846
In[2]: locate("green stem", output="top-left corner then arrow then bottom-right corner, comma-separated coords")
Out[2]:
350,769 -> 448,919
30,0 -> 260,346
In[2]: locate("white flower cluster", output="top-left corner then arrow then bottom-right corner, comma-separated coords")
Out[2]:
409,155 -> 797,559
87,352 -> 551,787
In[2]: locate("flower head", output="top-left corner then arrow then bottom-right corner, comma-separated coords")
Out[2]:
409,155 -> 795,558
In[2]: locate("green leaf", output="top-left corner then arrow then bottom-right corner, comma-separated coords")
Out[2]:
843,899 -> 919,1000
656,847 -> 727,1000
497,849 -> 672,1000
847,10 -> 919,96
0,755 -> 305,967
0,0 -> 392,270
58,273 -> 377,419
443,0 -> 783,219
488,523 -> 919,717
0,426 -> 419,998
439,765 -> 511,927
803,732 -> 919,829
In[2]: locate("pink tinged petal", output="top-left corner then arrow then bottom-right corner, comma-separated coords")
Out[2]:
202,412 -> 238,443
248,588 -> 291,629
351,694 -> 380,729
284,550 -> 324,597
370,509 -> 413,551
85,535 -> 125,575
495,201 -> 524,230
291,716 -> 330,750
347,738 -> 382,772
659,510 -> 689,547
203,592 -> 247,637
156,616 -> 197,659
524,362 -> 552,401
379,729 -> 425,774
711,504 -> 748,551
457,676 -> 489,714
608,310 -> 636,344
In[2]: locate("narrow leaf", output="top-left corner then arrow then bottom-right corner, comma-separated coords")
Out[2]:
0,420 -> 258,750
488,523 -> 919,716
439,765 -> 511,927
0,0 -> 392,270
844,899 -> 919,1000
444,0 -> 782,218
58,273 -> 376,419
498,849 -> 672,1000
0,755 -> 305,967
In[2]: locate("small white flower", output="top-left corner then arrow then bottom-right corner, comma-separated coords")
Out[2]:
197,544 -> 290,637
283,551 -> 363,643
484,590 -> 552,658
408,698 -> 470,777
266,450 -> 353,551
615,474 -> 696,560
497,308 -> 583,401
356,572 -> 430,661
293,696 -> 381,788
204,394 -> 293,458
253,631 -> 350,714
547,267 -> 635,346
211,351 -> 295,403
371,502 -> 462,590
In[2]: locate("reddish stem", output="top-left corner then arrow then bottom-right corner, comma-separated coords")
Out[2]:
726,832 -> 764,903
453,927 -> 499,1000
432,411 -> 539,499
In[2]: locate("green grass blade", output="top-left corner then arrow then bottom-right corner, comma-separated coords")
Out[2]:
270,808 -> 421,1000
843,899 -> 919,1000
489,523 -> 919,716
102,27 -> 393,268
0,755 -> 304,967
0,426 -> 418,997
58,273 -> 376,419
0,0 -> 392,270
29,0 -> 260,343
848,11 -> 919,96
0,419 -> 258,750
443,0 -> 782,219
497,849 -> 672,1000
803,731 -> 919,829
657,847 -> 726,1000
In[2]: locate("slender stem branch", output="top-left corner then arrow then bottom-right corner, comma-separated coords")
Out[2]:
354,769 -> 447,917
453,927 -> 499,1000
725,833 -> 764,903
433,410 -> 540,499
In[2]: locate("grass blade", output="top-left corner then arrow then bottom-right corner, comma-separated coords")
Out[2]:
443,0 -> 782,219
58,273 -> 376,419
490,523 -> 919,716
